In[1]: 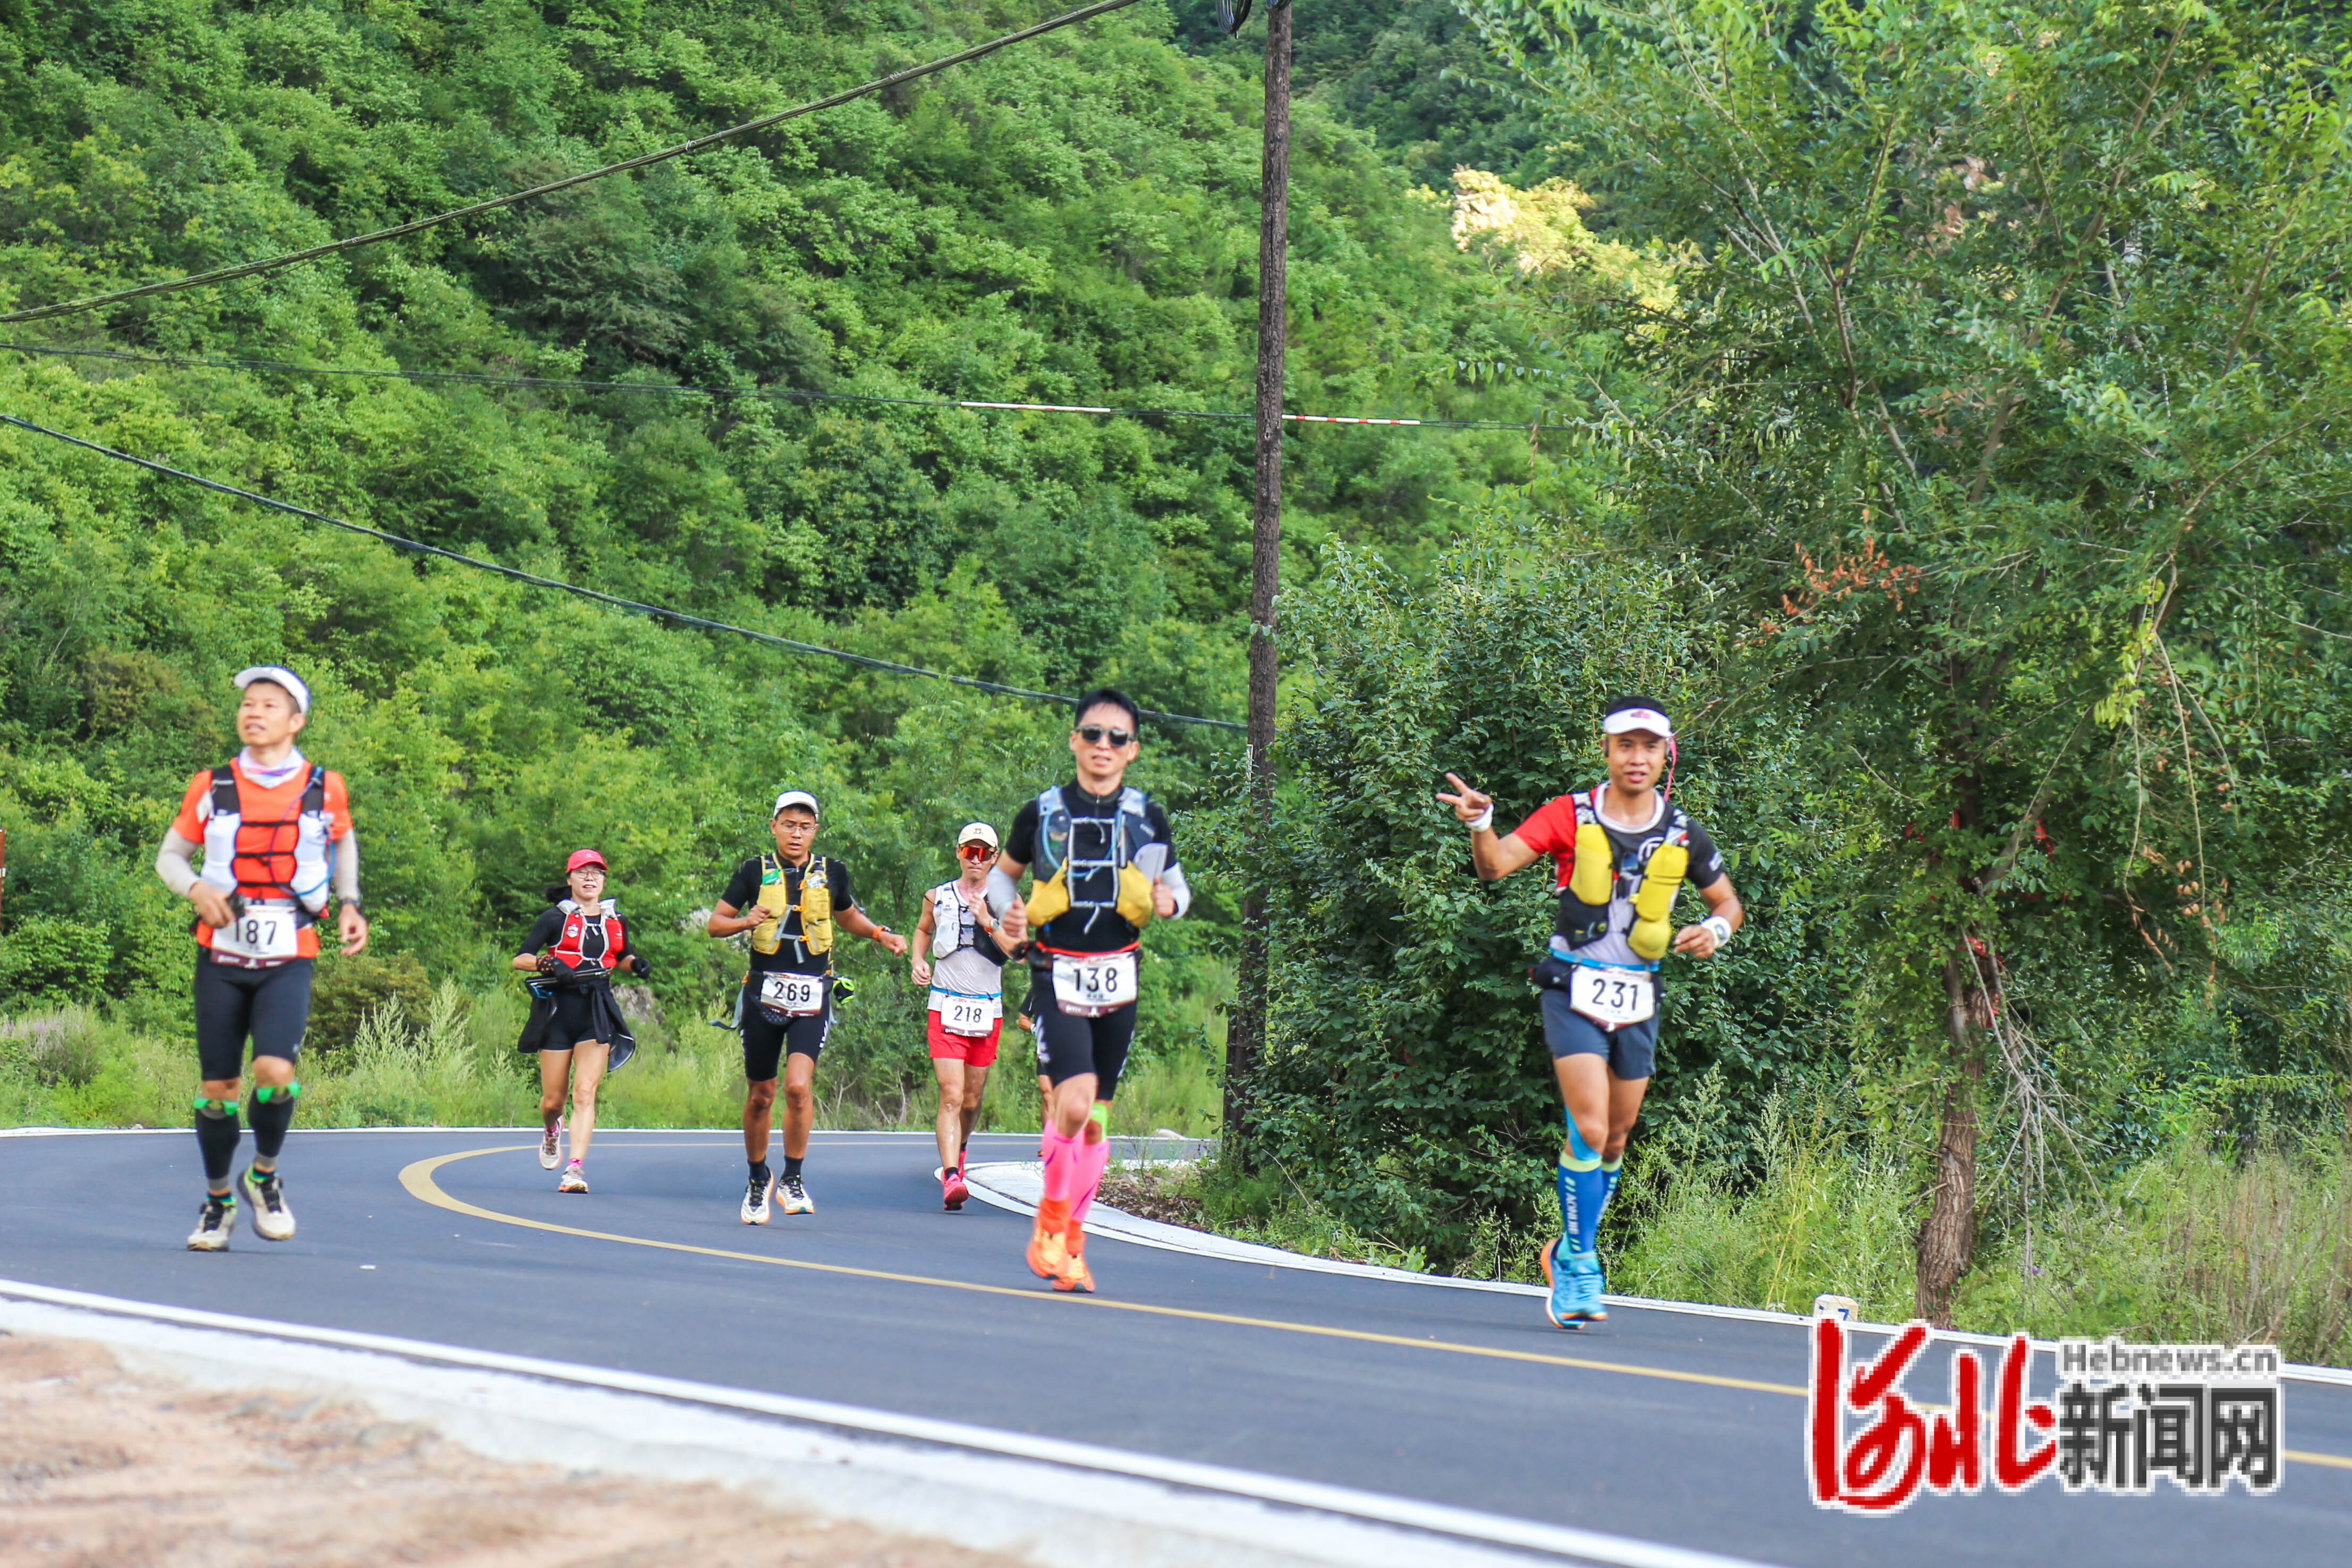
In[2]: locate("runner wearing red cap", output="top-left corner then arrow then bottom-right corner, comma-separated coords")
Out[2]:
513,849 -> 648,1192
155,665 -> 367,1251
911,822 -> 1012,1209
1438,696 -> 1744,1328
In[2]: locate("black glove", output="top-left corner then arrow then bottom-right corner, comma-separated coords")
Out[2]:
628,953 -> 651,978
536,953 -> 564,977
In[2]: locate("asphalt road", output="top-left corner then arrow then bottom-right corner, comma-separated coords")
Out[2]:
3,1128 -> 2346,1566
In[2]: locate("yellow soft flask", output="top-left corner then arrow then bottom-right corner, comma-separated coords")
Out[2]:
1115,864 -> 1156,927
1628,843 -> 1689,961
1026,865 -> 1071,928
751,860 -> 792,955
798,863 -> 835,955
1569,820 -> 1614,905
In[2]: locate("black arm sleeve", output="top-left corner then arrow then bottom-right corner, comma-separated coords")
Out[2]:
828,859 -> 856,913
519,908 -> 564,955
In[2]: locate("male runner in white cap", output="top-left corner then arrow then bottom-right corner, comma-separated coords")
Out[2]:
1438,696 -> 1742,1328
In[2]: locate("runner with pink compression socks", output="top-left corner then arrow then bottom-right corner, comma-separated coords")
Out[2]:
992,688 -> 1191,1294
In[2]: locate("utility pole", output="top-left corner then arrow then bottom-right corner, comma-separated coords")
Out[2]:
1224,0 -> 1290,1160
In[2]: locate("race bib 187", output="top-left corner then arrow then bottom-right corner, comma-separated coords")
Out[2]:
1051,951 -> 1137,1017
211,903 -> 300,963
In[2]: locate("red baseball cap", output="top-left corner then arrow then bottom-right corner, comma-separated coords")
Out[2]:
566,849 -> 608,873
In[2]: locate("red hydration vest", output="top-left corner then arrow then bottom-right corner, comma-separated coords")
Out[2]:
550,906 -> 625,970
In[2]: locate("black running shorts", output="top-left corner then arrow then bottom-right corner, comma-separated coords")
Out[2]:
539,987 -> 614,1052
1037,1002 -> 1137,1098
741,993 -> 832,1082
193,951 -> 314,1081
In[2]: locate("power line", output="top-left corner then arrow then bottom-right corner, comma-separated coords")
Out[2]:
0,0 -> 1146,327
0,341 -> 1564,433
0,411 -> 1243,734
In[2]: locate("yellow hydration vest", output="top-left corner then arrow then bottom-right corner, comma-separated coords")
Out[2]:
750,853 -> 834,957
1555,787 -> 1694,963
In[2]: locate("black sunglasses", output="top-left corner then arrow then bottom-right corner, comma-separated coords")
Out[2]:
1076,724 -> 1136,748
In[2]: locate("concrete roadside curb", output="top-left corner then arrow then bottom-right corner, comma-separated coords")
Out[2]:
0,1278 -> 1783,1568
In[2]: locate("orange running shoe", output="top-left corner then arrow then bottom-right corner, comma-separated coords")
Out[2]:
1052,1232 -> 1095,1294
1027,1198 -> 1071,1279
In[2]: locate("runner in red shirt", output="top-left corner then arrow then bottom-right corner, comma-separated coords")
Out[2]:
1437,697 -> 1742,1328
155,666 -> 368,1251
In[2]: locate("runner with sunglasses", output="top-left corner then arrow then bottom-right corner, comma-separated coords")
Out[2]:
155,665 -> 367,1251
994,689 -> 1191,1293
708,790 -> 907,1223
911,822 -> 1012,1209
1436,697 -> 1742,1328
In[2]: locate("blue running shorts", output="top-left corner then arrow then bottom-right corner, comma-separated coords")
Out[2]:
1539,989 -> 1657,1080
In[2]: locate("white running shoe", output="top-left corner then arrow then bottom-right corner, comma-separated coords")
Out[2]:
777,1174 -> 815,1215
539,1120 -> 564,1171
187,1196 -> 236,1251
741,1171 -> 774,1225
557,1160 -> 589,1193
239,1167 -> 295,1242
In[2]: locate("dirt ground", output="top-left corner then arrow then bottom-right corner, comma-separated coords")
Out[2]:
0,1330 -> 1030,1568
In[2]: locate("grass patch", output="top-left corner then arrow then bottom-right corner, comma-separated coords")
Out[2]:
0,980 -> 1226,1144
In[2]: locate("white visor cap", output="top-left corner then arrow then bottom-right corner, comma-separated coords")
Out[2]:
234,665 -> 311,715
772,790 -> 821,818
1601,705 -> 1674,739
955,821 -> 1000,851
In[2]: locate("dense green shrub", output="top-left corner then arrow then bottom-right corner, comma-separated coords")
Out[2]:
0,915 -> 113,1008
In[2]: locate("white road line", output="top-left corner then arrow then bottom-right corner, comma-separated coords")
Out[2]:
0,1277 -> 1784,1568
13,1128 -> 2347,1391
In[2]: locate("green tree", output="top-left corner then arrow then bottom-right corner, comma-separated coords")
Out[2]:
1463,0 -> 2352,1318
1225,514 -> 1851,1263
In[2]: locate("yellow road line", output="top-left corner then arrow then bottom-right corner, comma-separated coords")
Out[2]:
401,1145 -> 2352,1472
400,1146 -> 1804,1398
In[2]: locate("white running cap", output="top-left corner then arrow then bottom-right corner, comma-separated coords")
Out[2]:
955,821 -> 1000,851
772,790 -> 820,818
1601,703 -> 1673,739
234,665 -> 311,714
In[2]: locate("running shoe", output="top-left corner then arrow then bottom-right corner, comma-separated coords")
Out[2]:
239,1167 -> 295,1242
557,1160 -> 589,1193
777,1174 -> 815,1215
942,1171 -> 969,1211
1544,1243 -> 1605,1328
1052,1234 -> 1095,1294
187,1195 -> 236,1252
539,1118 -> 564,1171
741,1171 -> 774,1225
1026,1199 -> 1070,1279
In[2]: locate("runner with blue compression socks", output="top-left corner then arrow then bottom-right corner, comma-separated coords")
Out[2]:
1437,698 -> 1742,1328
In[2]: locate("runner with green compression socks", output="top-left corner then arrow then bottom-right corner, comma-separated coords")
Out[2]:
155,665 -> 368,1251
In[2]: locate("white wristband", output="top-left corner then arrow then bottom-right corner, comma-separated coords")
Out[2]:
1702,914 -> 1733,948
1467,806 -> 1495,834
